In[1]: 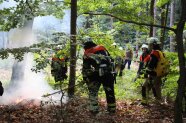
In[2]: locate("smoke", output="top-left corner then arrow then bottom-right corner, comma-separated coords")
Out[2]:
0,19 -> 62,105
8,20 -> 36,48
0,54 -> 54,104
0,0 -> 74,104
33,13 -> 71,34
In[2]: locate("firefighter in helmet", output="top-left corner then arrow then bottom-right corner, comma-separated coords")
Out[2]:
145,37 -> 163,103
51,45 -> 68,83
82,38 -> 116,115
137,44 -> 151,104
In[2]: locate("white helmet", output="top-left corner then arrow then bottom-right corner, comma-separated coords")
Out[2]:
147,37 -> 161,44
56,45 -> 63,49
141,44 -> 148,49
112,42 -> 117,46
119,47 -> 123,50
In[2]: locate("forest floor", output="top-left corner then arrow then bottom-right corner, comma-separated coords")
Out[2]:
0,97 -> 174,123
0,62 -> 174,123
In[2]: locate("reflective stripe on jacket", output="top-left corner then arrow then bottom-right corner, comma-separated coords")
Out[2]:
84,45 -> 107,57
52,57 -> 65,62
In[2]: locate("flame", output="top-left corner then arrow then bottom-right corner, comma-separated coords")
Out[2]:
13,97 -> 41,108
15,97 -> 24,104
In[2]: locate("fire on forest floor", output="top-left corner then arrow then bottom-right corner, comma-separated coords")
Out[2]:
0,97 -> 174,123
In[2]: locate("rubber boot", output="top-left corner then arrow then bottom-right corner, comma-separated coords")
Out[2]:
141,86 -> 148,105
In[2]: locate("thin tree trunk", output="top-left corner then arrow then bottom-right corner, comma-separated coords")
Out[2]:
146,3 -> 149,16
153,0 -> 157,37
160,3 -> 169,49
109,3 -> 115,29
68,0 -> 77,98
174,0 -> 186,122
2,32 -> 6,48
110,17 -> 113,29
170,1 -> 175,52
149,0 -> 155,37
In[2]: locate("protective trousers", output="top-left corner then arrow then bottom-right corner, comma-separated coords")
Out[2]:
142,78 -> 151,103
151,76 -> 162,100
142,76 -> 162,101
86,74 -> 116,113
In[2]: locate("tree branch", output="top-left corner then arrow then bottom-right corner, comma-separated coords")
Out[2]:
82,12 -> 176,32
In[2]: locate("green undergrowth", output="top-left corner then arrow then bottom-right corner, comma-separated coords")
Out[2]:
97,68 -> 141,101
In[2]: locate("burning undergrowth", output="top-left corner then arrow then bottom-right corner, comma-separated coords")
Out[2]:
0,102 -> 62,123
0,97 -> 174,123
0,95 -> 67,123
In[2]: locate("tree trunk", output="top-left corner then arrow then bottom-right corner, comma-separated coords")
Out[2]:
8,19 -> 34,91
160,5 -> 165,47
170,1 -> 175,52
153,0 -> 157,37
160,3 -> 169,49
68,0 -> 77,98
149,0 -> 155,37
110,17 -> 113,29
174,0 -> 186,122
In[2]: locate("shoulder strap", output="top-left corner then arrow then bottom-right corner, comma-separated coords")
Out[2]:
156,50 -> 164,59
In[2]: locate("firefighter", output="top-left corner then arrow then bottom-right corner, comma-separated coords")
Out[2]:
137,44 -> 150,75
119,47 -> 133,76
136,44 -> 151,104
51,46 -> 68,83
82,40 -> 116,115
111,43 -> 124,76
0,81 -> 4,96
145,37 -> 163,103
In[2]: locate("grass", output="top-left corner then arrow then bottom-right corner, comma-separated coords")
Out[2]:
114,69 -> 141,100
99,63 -> 142,101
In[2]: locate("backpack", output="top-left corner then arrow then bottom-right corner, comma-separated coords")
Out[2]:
90,53 -> 115,77
154,51 -> 170,77
84,45 -> 115,77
